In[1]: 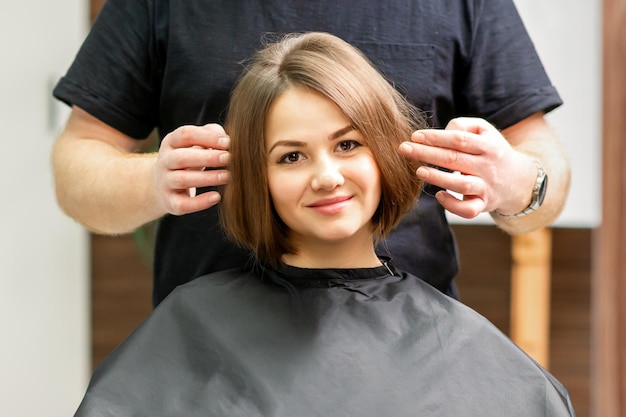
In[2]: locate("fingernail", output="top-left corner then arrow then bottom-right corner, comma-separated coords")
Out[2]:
219,152 -> 230,164
218,171 -> 230,182
207,193 -> 221,204
400,142 -> 412,153
218,136 -> 230,147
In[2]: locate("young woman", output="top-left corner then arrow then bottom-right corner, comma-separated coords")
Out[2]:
73,33 -> 574,417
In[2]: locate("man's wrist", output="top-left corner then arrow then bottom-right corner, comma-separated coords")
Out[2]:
492,159 -> 548,218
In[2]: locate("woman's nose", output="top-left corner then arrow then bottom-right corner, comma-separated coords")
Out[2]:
311,158 -> 345,191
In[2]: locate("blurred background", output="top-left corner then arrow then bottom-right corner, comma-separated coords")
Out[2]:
0,0 -> 90,415
1,0 -> 620,416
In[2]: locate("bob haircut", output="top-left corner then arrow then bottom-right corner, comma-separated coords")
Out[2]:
221,32 -> 426,267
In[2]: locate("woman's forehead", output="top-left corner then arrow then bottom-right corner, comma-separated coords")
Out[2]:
264,87 -> 355,148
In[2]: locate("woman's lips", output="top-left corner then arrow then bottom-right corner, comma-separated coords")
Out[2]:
307,196 -> 352,214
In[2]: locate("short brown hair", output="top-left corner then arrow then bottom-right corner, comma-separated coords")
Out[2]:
221,32 -> 425,266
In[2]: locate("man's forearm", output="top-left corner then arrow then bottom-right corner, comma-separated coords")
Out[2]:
52,133 -> 165,235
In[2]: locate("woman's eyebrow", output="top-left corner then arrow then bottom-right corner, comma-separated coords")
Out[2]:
267,140 -> 306,153
329,125 -> 355,140
268,125 -> 355,153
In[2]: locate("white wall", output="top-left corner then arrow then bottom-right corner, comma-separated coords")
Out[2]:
0,1 -> 90,416
448,0 -> 602,228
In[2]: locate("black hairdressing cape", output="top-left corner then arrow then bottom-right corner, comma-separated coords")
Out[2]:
74,261 -> 575,417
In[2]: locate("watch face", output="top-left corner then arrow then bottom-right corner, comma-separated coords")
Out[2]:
537,173 -> 548,206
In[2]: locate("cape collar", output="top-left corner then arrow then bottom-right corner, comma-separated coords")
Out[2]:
257,257 -> 397,288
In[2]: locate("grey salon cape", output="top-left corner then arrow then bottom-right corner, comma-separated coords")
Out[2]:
74,261 -> 575,416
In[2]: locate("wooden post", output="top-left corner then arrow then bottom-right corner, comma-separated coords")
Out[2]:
592,0 -> 626,415
510,228 -> 552,368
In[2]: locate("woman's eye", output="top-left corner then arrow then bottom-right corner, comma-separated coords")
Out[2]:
279,152 -> 302,164
337,140 -> 361,152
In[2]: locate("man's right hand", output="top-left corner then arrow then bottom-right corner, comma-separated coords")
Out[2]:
52,106 -> 230,235
153,124 -> 230,216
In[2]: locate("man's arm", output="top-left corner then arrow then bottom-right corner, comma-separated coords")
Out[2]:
400,112 -> 571,235
52,106 -> 230,235
492,113 -> 570,234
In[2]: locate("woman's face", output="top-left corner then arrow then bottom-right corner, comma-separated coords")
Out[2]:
265,86 -> 381,263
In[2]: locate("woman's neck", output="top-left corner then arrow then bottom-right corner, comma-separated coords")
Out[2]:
281,234 -> 381,269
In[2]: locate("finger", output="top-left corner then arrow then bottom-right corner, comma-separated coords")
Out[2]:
165,124 -> 230,150
167,190 -> 222,216
403,140 -> 475,173
416,166 -> 485,197
435,191 -> 485,219
161,147 -> 230,170
445,117 -> 496,135
165,169 -> 230,191
411,129 -> 485,155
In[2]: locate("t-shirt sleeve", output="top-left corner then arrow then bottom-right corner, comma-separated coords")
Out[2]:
464,0 -> 562,129
53,0 -> 160,139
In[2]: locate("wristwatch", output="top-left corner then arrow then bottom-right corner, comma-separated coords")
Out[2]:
495,159 -> 548,218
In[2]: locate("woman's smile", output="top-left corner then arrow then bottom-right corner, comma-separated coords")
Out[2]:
306,195 -> 353,214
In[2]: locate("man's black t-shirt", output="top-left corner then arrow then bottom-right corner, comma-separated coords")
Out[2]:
54,0 -> 562,305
